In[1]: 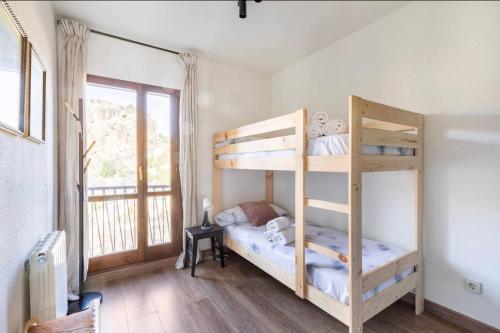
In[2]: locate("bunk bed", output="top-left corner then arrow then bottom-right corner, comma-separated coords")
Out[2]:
212,96 -> 424,333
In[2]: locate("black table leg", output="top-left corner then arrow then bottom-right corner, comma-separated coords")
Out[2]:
183,234 -> 189,268
218,235 -> 224,268
191,237 -> 198,277
210,237 -> 216,260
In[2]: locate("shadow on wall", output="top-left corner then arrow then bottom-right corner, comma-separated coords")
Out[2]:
423,113 -> 500,321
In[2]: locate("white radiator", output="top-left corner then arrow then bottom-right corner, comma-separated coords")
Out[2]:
29,230 -> 68,323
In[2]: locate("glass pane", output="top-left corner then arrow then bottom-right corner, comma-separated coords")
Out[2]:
88,198 -> 137,257
86,83 -> 138,257
146,92 -> 171,246
147,195 -> 172,246
86,83 -> 137,192
146,92 -> 171,190
0,7 -> 23,131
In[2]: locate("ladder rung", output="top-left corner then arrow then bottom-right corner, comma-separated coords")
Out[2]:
305,198 -> 349,214
305,240 -> 349,263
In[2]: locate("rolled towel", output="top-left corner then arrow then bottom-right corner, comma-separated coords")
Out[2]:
312,111 -> 329,125
266,216 -> 291,233
263,230 -> 274,242
321,119 -> 348,136
307,123 -> 322,139
272,227 -> 295,246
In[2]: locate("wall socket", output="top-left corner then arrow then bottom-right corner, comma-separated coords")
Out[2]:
465,279 -> 482,295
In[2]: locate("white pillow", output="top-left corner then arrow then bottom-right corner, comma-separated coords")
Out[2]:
214,203 -> 288,227
270,204 -> 288,216
214,206 -> 250,226
213,212 -> 236,227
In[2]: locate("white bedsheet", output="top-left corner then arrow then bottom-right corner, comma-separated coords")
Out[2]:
224,222 -> 413,304
218,133 -> 414,160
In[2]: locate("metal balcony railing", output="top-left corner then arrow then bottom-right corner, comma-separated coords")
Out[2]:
88,185 -> 171,257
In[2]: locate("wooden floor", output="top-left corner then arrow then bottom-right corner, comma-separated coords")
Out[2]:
89,253 -> 470,333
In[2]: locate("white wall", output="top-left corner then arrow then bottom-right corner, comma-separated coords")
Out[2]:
271,1 -> 500,328
0,2 -> 57,333
87,33 -> 272,242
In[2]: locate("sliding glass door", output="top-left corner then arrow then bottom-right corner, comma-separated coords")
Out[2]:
85,75 -> 181,272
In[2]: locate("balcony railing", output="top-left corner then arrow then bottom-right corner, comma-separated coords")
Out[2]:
88,185 -> 171,257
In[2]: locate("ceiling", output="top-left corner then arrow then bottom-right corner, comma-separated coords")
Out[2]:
52,1 -> 409,73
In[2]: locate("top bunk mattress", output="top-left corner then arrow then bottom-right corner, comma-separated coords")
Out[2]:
224,222 -> 413,305
217,133 -> 414,160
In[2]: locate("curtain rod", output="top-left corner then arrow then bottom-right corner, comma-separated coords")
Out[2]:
56,19 -> 180,55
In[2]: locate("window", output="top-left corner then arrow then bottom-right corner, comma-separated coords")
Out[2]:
85,74 -> 181,272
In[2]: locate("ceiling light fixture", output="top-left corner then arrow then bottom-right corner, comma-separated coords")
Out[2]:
238,0 -> 262,19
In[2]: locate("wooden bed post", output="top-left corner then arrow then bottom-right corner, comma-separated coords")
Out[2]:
348,96 -> 363,333
265,171 -> 273,203
213,135 -> 222,214
415,115 -> 425,314
294,109 -> 307,298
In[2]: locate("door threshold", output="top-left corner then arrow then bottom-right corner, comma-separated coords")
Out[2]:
86,256 -> 178,288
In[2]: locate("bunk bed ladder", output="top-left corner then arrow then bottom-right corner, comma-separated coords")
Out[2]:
299,97 -> 363,333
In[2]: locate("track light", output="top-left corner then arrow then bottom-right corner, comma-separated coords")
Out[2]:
238,0 -> 246,19
238,0 -> 262,19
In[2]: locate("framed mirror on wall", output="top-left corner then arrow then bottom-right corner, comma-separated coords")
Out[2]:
25,42 -> 46,143
0,1 -> 27,135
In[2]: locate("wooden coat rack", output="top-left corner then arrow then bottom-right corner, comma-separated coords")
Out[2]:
67,98 -> 102,313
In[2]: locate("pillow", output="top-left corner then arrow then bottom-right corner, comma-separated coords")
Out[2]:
239,201 -> 278,227
214,203 -> 288,227
269,203 -> 288,216
214,206 -> 250,226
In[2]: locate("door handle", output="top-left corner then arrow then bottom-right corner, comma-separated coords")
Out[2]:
138,165 -> 143,182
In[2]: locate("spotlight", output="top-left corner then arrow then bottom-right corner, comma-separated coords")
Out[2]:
238,0 -> 261,19
238,0 -> 246,19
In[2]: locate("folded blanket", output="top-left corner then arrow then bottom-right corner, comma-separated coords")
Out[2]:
272,227 -> 295,246
266,216 -> 291,233
307,123 -> 322,139
312,111 -> 329,125
321,119 -> 347,136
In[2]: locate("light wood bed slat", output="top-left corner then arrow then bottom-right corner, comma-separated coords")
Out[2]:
362,155 -> 419,172
214,135 -> 296,155
362,128 -> 418,148
265,171 -> 273,203
363,120 -> 416,132
306,284 -> 350,325
225,236 -> 295,289
362,251 -> 418,293
306,155 -> 349,172
305,198 -> 349,214
213,112 -> 296,143
214,158 -> 295,171
363,273 -> 418,322
359,97 -> 420,128
305,240 -> 348,263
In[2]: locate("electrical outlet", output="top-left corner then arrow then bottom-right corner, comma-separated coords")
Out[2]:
465,279 -> 482,295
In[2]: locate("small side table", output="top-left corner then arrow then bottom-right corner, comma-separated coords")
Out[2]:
184,225 -> 224,277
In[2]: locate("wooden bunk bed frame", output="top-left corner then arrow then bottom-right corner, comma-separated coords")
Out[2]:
212,96 -> 424,333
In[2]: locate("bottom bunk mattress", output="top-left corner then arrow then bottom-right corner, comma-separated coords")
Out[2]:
224,222 -> 413,305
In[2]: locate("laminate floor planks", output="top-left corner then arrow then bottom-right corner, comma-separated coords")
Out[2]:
90,253 -> 471,333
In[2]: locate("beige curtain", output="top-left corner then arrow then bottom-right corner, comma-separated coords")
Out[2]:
57,19 -> 89,294
176,53 -> 199,269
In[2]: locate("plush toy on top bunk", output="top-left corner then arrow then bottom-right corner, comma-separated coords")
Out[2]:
306,111 -> 348,139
